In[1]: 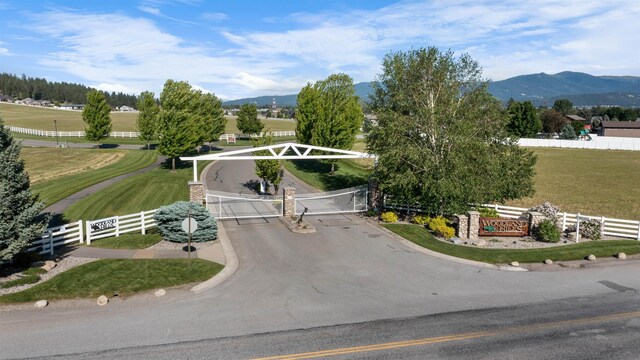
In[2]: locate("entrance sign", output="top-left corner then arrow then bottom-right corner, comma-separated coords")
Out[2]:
479,217 -> 529,236
90,217 -> 117,231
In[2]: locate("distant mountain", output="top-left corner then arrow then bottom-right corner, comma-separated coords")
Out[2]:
224,72 -> 640,108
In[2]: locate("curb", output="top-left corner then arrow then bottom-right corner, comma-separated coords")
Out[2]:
365,218 -> 529,272
190,220 -> 239,293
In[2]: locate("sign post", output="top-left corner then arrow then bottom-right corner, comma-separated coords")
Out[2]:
181,209 -> 198,269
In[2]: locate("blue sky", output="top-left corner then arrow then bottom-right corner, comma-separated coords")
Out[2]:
0,0 -> 638,100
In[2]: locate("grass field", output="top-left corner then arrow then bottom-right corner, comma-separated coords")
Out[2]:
22,148 -> 126,184
1,103 -> 297,133
283,159 -> 372,191
384,224 -> 640,264
0,259 -> 223,303
63,160 -> 211,220
88,233 -> 163,249
30,150 -> 157,207
509,148 -> 640,220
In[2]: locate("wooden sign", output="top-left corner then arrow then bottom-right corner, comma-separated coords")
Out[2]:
479,217 -> 528,236
90,218 -> 117,231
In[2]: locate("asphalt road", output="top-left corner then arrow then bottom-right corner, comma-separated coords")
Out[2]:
2,160 -> 640,359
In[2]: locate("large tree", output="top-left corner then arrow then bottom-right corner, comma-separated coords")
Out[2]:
0,117 -> 48,264
136,91 -> 159,150
295,73 -> 363,173
195,92 -> 226,147
367,47 -> 536,215
552,99 -> 574,115
83,90 -> 112,147
540,109 -> 566,134
506,100 -> 542,138
253,135 -> 284,194
236,103 -> 263,135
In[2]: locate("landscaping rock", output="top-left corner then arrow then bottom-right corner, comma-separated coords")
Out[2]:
42,260 -> 56,271
154,289 -> 167,297
450,237 -> 462,245
617,252 -> 627,260
567,232 -> 577,241
97,295 -> 109,306
34,300 -> 48,308
544,259 -> 553,265
476,240 -> 487,246
587,254 -> 597,261
510,261 -> 520,267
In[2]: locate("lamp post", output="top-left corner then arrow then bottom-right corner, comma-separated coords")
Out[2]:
54,119 -> 59,146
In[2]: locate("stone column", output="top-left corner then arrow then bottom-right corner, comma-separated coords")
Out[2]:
528,211 -> 545,232
467,211 -> 480,241
456,214 -> 468,239
283,187 -> 296,218
367,178 -> 381,210
189,181 -> 204,204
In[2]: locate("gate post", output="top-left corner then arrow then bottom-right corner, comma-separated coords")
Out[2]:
283,187 -> 296,218
189,181 -> 204,204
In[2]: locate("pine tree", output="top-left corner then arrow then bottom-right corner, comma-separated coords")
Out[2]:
83,90 -> 112,147
0,117 -> 48,264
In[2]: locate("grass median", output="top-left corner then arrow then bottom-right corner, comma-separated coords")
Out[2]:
384,223 -> 640,264
87,233 -> 163,249
283,158 -> 371,191
0,259 -> 223,303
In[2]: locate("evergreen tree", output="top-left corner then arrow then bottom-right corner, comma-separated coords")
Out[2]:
82,90 -> 112,147
0,117 -> 48,264
506,100 -> 542,138
236,103 -> 264,135
136,91 -> 159,150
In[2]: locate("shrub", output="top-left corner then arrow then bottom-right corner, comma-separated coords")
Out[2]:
579,219 -> 602,240
381,211 -> 398,223
426,216 -> 455,239
10,251 -> 42,269
153,201 -> 218,243
533,219 -> 561,243
478,208 -> 499,218
412,214 -> 430,225
529,202 -> 561,224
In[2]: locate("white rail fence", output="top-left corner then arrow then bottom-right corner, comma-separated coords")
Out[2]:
481,204 -> 640,240
85,210 -> 157,245
518,136 -> 640,151
27,220 -> 84,255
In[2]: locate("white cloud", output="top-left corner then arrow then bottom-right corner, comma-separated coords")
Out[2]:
93,83 -> 139,94
201,12 -> 227,22
138,6 -> 161,16
0,48 -> 9,55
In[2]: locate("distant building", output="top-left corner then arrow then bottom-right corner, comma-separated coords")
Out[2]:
600,121 -> 640,138
0,95 -> 13,102
565,114 -> 586,123
119,105 -> 136,112
59,104 -> 85,110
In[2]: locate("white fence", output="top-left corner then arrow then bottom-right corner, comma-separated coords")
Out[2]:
85,210 -> 157,244
28,220 -> 84,255
518,136 -> 640,151
481,204 -> 640,240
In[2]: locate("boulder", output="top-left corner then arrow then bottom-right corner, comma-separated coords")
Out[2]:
450,237 -> 462,245
510,261 -> 520,267
154,289 -> 167,297
567,232 -> 577,241
34,300 -> 48,308
42,260 -> 56,271
544,259 -> 553,265
476,240 -> 487,246
587,254 -> 596,261
97,295 -> 109,306
617,252 -> 627,260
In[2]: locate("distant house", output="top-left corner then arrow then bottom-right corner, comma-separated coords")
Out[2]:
565,114 -> 586,123
59,104 -> 85,110
0,95 -> 13,102
119,105 -> 136,112
599,121 -> 640,138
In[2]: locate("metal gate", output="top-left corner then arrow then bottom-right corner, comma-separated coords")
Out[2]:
206,191 -> 283,219
295,186 -> 368,215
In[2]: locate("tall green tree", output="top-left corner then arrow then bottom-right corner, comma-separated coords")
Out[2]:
552,99 -> 574,115
236,103 -> 263,135
82,90 -> 112,147
506,100 -> 542,138
136,91 -> 159,150
0,117 -> 48,264
367,47 -> 536,215
253,135 -> 284,194
195,92 -> 226,147
295,73 -> 363,173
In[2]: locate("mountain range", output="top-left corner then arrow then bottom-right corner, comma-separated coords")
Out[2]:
224,72 -> 640,108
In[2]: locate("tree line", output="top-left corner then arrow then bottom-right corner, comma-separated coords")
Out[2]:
0,73 -> 138,108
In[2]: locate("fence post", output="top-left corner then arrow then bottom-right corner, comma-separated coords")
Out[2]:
562,212 -> 567,232
115,217 -> 120,237
78,220 -> 84,244
86,221 -> 92,245
141,211 -> 146,235
637,221 -> 640,241
48,230 -> 54,256
601,216 -> 606,237
576,213 -> 581,243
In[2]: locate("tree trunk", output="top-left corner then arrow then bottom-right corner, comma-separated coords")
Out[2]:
147,142 -> 150,150
172,157 -> 176,171
330,162 -> 335,175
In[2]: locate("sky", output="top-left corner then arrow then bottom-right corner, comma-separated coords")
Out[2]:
0,0 -> 639,100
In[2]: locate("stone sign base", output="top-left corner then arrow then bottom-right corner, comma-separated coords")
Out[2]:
279,216 -> 317,234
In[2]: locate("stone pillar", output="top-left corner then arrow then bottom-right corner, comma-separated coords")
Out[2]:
367,178 -> 381,210
528,211 -> 545,231
467,211 -> 480,241
189,181 -> 204,204
283,187 -> 296,218
456,214 -> 468,239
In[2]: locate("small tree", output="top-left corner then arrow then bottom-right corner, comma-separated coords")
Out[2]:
560,124 -> 576,139
83,90 -> 112,147
236,103 -> 263,135
136,91 -> 159,150
506,100 -> 541,138
0,117 -> 48,264
153,201 -> 217,243
253,135 -> 284,194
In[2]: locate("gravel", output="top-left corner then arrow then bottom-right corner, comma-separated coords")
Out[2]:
146,239 -> 218,250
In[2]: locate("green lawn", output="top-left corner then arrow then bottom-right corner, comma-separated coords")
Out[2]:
508,148 -> 640,220
384,223 -> 640,264
0,259 -> 223,303
32,150 -> 157,207
63,160 -> 211,220
14,132 -> 157,146
283,159 -> 371,191
88,233 -> 162,249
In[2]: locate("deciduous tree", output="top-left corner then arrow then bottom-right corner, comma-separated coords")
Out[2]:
552,99 -> 574,115
236,103 -> 263,135
506,100 -> 542,138
0,117 -> 48,264
136,91 -> 159,150
540,109 -> 566,134
83,90 -> 112,147
253,135 -> 284,194
367,47 -> 536,215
